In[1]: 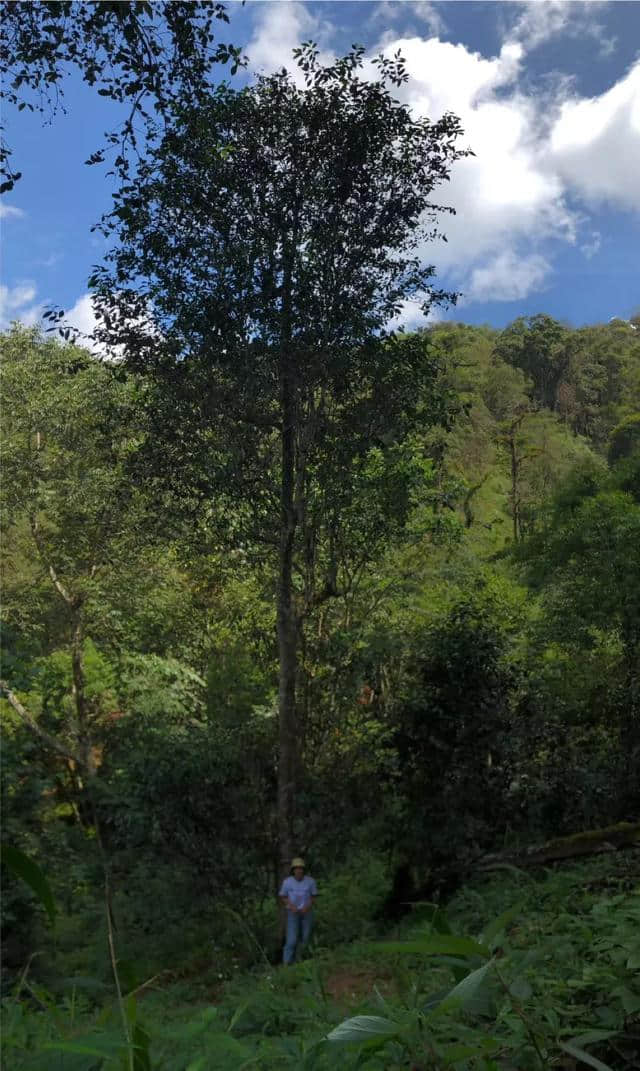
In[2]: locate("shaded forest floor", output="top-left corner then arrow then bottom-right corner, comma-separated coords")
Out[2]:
4,851 -> 640,1069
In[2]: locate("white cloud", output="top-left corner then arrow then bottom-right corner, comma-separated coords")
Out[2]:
388,297 -> 444,333
547,61 -> 640,211
504,1 -> 615,56
598,35 -> 618,60
464,251 -> 551,303
0,203 -> 25,221
64,293 -> 98,339
1,282 -> 36,312
580,231 -> 602,259
16,304 -> 41,327
245,4 -> 639,305
62,293 -> 123,359
369,22 -> 640,301
369,1 -> 446,37
61,292 -> 162,360
38,252 -> 63,269
246,1 -> 335,82
0,282 -> 45,329
0,285 -> 106,352
370,35 -> 574,299
411,2 -> 446,35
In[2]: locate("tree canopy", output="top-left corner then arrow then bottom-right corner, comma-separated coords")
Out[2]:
0,0 -> 242,192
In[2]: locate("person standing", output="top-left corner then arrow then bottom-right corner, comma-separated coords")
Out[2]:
279,857 -> 317,965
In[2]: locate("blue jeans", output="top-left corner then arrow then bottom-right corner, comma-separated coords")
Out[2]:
283,909 -> 313,964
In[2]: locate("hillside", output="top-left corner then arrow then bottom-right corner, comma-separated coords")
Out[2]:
2,313 -> 640,1069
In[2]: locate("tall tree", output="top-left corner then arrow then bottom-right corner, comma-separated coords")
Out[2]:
89,44 -> 471,872
494,314 -> 570,412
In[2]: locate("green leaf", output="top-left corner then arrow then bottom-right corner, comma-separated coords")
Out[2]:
228,999 -> 250,1033
1,843 -> 56,925
42,1034 -> 125,1058
327,1015 -> 399,1043
42,1042 -> 116,1058
508,976 -> 533,1001
481,899 -> 525,948
434,961 -> 493,1016
421,986 -> 451,1012
626,945 -> 640,970
614,986 -> 640,1015
566,1031 -> 617,1047
559,1041 -> 616,1071
374,935 -> 489,958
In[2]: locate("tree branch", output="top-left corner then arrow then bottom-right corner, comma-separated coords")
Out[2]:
0,679 -> 83,767
29,516 -> 78,607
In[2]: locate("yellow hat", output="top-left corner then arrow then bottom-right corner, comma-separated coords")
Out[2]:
291,857 -> 305,870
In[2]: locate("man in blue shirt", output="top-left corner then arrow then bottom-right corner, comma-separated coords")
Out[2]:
279,857 -> 317,965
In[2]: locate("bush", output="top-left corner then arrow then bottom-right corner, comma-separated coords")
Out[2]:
313,851 -> 392,948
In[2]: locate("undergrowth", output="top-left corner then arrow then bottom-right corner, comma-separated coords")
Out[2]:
2,852 -> 639,1069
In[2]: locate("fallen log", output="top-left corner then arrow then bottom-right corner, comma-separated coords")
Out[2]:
477,821 -> 640,871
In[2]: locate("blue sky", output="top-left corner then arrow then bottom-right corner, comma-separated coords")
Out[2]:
1,0 -> 639,336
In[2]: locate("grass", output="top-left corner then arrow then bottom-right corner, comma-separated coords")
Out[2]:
2,851 -> 639,1069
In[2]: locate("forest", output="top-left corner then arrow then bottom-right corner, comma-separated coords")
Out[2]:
3,308 -> 640,1068
1,5 -> 640,1070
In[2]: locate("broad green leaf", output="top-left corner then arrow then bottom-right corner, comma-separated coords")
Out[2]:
228,999 -> 250,1033
374,935 -> 489,958
327,1015 -> 398,1043
434,961 -> 493,1016
613,986 -> 640,1015
566,1031 -> 617,1047
559,1041 -> 616,1071
43,1041 -> 118,1058
422,986 -> 451,1012
508,976 -> 533,1001
42,1034 -> 125,1058
481,899 -> 525,948
1,843 -> 56,925
626,945 -> 640,969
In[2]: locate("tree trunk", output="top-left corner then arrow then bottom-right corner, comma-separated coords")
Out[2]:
277,368 -> 298,878
477,821 -> 640,871
509,427 -> 520,543
276,214 -> 301,882
507,413 -> 526,543
71,613 -> 95,778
